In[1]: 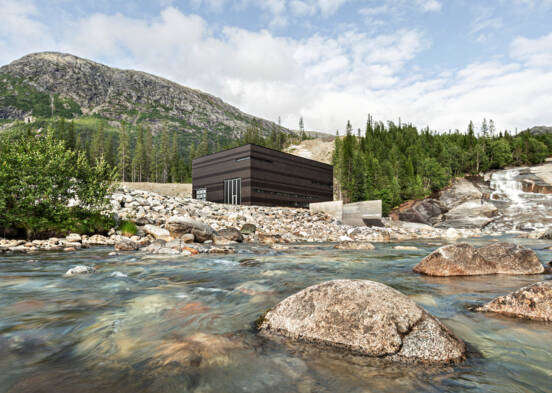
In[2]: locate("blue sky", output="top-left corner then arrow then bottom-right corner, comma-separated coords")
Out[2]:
1,0 -> 552,133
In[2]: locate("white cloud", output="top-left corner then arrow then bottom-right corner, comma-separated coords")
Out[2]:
511,32 -> 552,67
0,0 -> 56,63
415,0 -> 442,12
1,2 -> 551,134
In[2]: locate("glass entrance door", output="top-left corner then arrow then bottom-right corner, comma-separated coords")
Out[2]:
223,178 -> 241,205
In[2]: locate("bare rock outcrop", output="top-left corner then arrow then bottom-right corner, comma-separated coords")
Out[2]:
477,281 -> 552,321
258,280 -> 466,364
413,243 -> 543,276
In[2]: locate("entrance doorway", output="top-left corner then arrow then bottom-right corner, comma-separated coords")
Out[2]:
223,178 -> 241,205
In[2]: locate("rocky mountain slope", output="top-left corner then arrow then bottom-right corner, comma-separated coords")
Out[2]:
0,52 -> 289,137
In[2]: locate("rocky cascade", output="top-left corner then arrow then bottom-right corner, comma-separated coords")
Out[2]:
0,52 -> 289,136
477,281 -> 552,321
258,280 -> 467,363
392,163 -> 552,233
413,243 -> 544,276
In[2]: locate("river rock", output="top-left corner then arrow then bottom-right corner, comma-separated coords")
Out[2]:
258,280 -> 466,363
240,223 -> 257,235
334,241 -> 375,250
166,216 -> 216,242
65,265 -> 96,276
114,238 -> 139,251
181,233 -> 195,243
477,281 -> 552,321
217,227 -> 244,243
392,198 -> 447,225
85,234 -> 111,246
65,233 -> 82,243
538,228 -> 552,240
413,243 -> 544,276
143,224 -> 172,241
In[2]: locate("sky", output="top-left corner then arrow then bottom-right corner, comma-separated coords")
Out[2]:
1,0 -> 552,134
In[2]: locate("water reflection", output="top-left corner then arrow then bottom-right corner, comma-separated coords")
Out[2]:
1,238 -> 551,393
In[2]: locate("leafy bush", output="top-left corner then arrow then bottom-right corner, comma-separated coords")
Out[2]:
0,129 -> 117,239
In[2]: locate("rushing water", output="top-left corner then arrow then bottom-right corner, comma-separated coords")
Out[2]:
489,168 -> 552,231
1,238 -> 551,393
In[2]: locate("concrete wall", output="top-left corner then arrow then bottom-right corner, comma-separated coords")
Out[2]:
342,200 -> 382,226
310,200 -> 382,226
309,200 -> 343,221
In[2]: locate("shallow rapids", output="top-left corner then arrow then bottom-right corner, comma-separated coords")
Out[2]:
1,237 -> 551,393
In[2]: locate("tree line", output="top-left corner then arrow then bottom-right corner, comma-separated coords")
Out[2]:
33,118 -> 297,183
333,116 -> 552,215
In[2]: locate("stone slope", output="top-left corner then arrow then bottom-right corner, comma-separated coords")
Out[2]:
0,52 -> 289,137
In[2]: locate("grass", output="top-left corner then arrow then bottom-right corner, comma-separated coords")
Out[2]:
119,220 -> 137,237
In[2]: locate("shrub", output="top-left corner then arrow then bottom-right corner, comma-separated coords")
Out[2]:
119,220 -> 137,236
0,129 -> 117,239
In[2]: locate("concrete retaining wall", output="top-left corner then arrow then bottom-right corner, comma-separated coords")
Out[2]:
342,200 -> 382,226
310,200 -> 382,226
309,200 -> 343,221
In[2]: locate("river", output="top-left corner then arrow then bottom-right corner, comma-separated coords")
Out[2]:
1,237 -> 551,393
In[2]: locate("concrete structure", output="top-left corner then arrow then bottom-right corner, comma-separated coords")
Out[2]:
192,144 -> 333,208
310,200 -> 383,227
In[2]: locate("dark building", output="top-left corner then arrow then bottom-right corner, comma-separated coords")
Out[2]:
192,144 -> 333,207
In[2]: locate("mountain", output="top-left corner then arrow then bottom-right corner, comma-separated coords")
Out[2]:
0,52 -> 289,137
529,126 -> 552,135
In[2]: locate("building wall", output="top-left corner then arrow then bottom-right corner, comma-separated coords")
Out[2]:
192,144 -> 333,207
192,144 -> 252,204
248,144 -> 333,207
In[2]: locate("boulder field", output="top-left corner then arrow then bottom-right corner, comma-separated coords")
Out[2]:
413,243 -> 544,276
477,281 -> 552,321
258,280 -> 466,364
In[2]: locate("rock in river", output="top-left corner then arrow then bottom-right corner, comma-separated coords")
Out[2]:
334,241 -> 375,250
477,281 -> 552,321
166,216 -> 216,243
413,243 -> 543,276
65,265 -> 96,276
258,280 -> 466,363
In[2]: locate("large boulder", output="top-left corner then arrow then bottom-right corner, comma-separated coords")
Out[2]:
392,198 -> 447,225
216,227 -> 244,243
439,178 -> 483,209
166,216 -> 216,243
437,200 -> 498,229
413,243 -> 543,276
477,281 -> 552,321
143,224 -> 172,241
258,280 -> 466,364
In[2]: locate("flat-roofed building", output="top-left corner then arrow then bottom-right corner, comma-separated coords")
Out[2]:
192,144 -> 333,207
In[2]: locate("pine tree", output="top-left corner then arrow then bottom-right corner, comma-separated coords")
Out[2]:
118,123 -> 130,182
170,131 -> 179,182
160,127 -> 170,183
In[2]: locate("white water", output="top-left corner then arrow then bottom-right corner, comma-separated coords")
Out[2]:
489,167 -> 552,231
490,169 -> 525,207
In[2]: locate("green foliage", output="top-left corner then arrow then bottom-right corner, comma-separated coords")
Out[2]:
333,116 -> 552,215
0,130 -> 117,239
119,220 -> 137,236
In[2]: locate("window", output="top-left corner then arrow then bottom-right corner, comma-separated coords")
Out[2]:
195,188 -> 207,201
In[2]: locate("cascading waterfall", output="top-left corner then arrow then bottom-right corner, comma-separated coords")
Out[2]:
490,169 -> 525,207
489,167 -> 552,230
